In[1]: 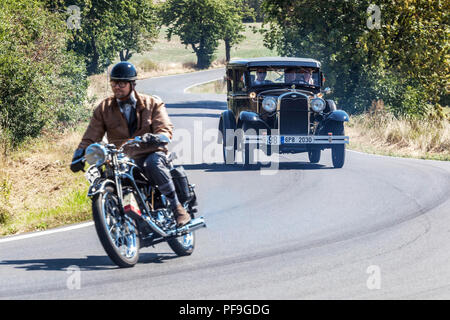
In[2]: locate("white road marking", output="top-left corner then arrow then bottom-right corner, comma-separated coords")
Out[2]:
0,222 -> 94,244
183,78 -> 223,93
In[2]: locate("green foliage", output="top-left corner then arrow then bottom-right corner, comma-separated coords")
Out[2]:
222,0 -> 252,61
243,0 -> 263,22
162,0 -> 249,68
0,0 -> 88,148
261,0 -> 449,118
46,0 -> 160,74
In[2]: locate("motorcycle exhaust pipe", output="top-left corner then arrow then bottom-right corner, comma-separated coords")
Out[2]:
176,217 -> 207,235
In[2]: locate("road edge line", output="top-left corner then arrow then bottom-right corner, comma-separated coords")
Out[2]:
0,221 -> 94,244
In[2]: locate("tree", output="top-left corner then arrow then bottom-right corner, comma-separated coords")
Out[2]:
0,0 -> 88,148
243,0 -> 263,22
45,0 -> 160,74
222,0 -> 252,62
115,0 -> 160,62
261,0 -> 449,117
162,0 -> 228,69
163,0 -> 249,68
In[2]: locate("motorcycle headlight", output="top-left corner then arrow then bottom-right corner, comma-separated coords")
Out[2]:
85,143 -> 107,166
310,98 -> 326,113
262,96 -> 277,112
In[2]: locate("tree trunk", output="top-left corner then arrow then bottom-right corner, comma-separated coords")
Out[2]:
196,49 -> 211,69
87,38 -> 100,75
225,39 -> 231,62
120,49 -> 132,61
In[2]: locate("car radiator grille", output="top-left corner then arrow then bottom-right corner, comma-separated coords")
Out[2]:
279,95 -> 309,135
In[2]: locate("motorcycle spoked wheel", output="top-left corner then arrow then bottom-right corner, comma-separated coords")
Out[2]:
92,186 -> 140,268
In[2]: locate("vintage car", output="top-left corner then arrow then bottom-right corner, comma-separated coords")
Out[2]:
218,57 -> 349,168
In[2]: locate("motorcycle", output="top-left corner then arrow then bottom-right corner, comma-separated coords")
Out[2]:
71,134 -> 206,268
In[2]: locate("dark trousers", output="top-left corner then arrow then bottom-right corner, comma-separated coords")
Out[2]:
134,152 -> 177,198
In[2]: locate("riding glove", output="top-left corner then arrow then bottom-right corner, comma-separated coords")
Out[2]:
70,148 -> 85,173
141,133 -> 161,145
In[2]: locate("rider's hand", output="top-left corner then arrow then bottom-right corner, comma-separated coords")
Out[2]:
141,133 -> 161,145
70,148 -> 85,173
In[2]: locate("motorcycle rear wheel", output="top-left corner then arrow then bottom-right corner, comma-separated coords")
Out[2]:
168,208 -> 195,256
92,187 -> 140,268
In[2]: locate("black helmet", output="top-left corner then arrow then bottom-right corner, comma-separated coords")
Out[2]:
110,61 -> 137,81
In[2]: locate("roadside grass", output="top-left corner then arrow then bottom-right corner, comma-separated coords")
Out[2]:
0,125 -> 91,235
347,113 -> 450,161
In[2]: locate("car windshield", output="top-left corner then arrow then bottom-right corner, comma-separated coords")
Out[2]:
249,67 -> 320,87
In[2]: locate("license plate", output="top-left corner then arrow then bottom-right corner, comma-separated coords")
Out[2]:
261,135 -> 314,145
281,136 -> 314,144
85,166 -> 101,184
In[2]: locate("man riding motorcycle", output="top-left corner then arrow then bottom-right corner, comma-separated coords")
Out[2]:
70,61 -> 191,227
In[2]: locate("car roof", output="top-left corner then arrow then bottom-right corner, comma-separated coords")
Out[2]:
227,57 -> 321,69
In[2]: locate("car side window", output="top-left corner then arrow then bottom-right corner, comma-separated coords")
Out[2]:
226,69 -> 233,93
234,69 -> 246,93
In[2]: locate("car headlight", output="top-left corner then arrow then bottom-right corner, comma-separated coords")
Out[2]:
85,143 -> 107,166
262,96 -> 277,112
310,98 -> 326,113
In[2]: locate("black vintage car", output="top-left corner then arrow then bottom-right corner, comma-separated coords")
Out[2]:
218,57 -> 349,168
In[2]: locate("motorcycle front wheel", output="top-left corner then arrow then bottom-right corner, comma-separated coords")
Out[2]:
92,186 -> 140,268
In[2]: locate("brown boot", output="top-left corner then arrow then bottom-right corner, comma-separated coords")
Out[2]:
173,203 -> 191,227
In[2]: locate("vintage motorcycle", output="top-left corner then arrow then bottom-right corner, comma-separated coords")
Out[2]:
71,135 -> 206,268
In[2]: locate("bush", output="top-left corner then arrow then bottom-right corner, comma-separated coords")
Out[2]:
0,0 -> 89,149
139,58 -> 159,72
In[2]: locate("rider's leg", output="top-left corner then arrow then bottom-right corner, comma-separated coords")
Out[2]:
140,152 -> 191,227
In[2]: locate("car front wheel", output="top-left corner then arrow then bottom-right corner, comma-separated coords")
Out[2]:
308,149 -> 321,163
332,144 -> 345,168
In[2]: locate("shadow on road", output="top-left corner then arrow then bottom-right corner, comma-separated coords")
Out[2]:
0,252 -> 178,271
180,162 -> 332,172
166,100 -> 226,110
169,113 -> 220,118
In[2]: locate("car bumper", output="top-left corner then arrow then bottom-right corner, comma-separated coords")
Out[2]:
244,135 -> 349,145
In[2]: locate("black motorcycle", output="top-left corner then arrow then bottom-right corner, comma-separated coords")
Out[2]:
71,135 -> 206,268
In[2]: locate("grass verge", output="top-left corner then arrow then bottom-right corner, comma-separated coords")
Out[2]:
0,125 -> 91,236
347,113 -> 449,161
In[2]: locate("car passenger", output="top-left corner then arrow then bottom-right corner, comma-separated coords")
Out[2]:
284,67 -> 296,83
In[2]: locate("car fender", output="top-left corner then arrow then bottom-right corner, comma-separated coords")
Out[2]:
326,110 -> 349,122
239,111 -> 271,131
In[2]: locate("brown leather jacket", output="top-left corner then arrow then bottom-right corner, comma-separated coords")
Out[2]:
78,90 -> 173,159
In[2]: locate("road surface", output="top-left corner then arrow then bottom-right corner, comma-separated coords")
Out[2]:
1,69 -> 449,299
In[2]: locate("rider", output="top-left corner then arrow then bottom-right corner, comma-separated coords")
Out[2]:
70,61 -> 191,227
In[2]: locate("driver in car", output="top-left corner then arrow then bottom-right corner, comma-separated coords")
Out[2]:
296,67 -> 315,85
253,68 -> 269,85
69,61 -> 191,227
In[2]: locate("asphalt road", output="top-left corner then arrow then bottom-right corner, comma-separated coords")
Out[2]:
1,69 -> 450,299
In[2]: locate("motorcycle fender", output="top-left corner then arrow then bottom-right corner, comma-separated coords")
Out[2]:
326,110 -> 349,122
87,179 -> 116,198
